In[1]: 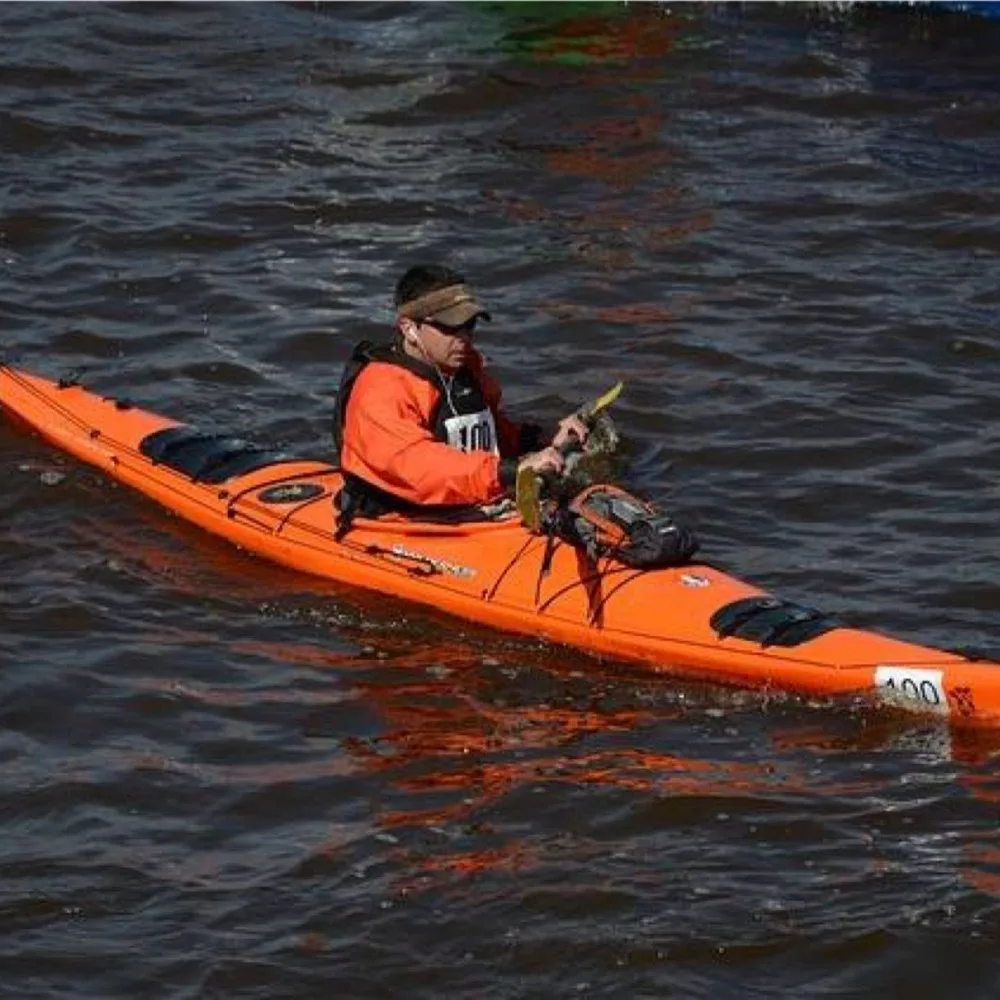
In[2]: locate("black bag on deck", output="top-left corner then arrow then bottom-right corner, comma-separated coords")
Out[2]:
546,484 -> 699,569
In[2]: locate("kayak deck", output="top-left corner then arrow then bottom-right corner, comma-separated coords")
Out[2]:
3,363 -> 999,728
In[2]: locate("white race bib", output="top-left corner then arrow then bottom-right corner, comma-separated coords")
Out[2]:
443,409 -> 498,454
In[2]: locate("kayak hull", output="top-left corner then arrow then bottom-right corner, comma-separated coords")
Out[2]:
3,364 -> 999,728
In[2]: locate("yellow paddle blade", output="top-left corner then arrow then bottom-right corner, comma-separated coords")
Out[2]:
579,380 -> 623,422
516,465 -> 541,532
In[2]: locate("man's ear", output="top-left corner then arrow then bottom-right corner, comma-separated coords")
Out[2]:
400,319 -> 420,344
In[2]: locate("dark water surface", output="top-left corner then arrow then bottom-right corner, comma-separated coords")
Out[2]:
2,2 -> 999,997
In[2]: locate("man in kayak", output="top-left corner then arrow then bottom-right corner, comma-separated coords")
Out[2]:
332,264 -> 588,527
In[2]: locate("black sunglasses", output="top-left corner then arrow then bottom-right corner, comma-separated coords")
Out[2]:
427,317 -> 478,338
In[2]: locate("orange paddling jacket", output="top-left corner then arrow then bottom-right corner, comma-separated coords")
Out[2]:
333,341 -> 542,516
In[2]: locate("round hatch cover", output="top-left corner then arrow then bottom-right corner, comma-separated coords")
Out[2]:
258,482 -> 324,504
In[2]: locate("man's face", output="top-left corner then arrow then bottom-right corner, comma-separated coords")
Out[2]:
412,317 -> 478,371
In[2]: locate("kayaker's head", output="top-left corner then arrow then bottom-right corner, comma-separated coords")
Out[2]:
395,264 -> 491,372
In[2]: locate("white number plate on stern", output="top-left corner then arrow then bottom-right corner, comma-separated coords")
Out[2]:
875,666 -> 949,717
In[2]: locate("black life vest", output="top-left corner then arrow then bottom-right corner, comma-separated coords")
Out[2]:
331,340 -> 500,525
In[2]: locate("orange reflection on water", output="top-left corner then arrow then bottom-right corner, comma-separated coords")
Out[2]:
371,732 -> 795,833
546,146 -> 679,188
520,9 -> 685,69
87,527 -> 1000,892
486,11 -> 710,280
411,842 -> 538,878
539,99 -> 682,187
487,126 -> 710,277
962,840 -> 1000,898
538,299 -> 679,327
353,687 -> 662,832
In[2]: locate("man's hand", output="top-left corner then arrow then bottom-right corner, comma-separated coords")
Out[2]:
518,446 -> 565,477
551,413 -> 590,453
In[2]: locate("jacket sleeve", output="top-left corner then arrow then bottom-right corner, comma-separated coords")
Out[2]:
341,363 -> 512,506
472,353 -> 541,458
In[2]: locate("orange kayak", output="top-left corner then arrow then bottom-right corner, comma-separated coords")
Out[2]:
3,363 -> 999,728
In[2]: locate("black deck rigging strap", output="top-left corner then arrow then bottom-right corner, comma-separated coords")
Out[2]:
710,596 -> 840,648
139,425 -> 310,485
